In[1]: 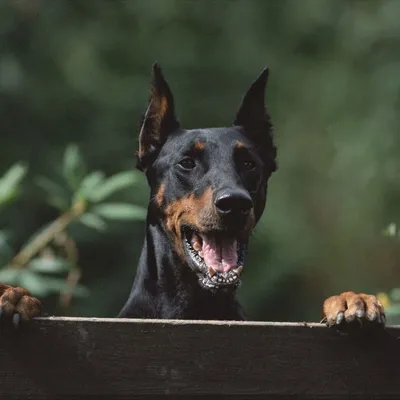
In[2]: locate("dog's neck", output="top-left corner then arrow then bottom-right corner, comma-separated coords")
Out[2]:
119,218 -> 245,320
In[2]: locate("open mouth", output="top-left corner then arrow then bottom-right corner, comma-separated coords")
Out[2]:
182,227 -> 247,291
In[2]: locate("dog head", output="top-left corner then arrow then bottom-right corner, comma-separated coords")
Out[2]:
137,63 -> 277,291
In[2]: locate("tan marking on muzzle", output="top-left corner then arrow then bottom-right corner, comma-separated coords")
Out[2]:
164,187 -> 214,257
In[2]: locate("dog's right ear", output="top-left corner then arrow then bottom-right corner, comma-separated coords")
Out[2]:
136,63 -> 180,172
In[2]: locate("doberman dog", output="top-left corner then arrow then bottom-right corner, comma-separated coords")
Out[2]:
0,64 -> 386,330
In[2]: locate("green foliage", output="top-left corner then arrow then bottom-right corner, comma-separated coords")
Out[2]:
28,257 -> 71,274
383,223 -> 400,239
0,267 -> 89,298
79,212 -> 107,232
88,171 -> 140,203
0,163 -> 27,208
0,144 -> 145,304
91,203 -> 146,221
63,144 -> 87,191
378,224 -> 400,322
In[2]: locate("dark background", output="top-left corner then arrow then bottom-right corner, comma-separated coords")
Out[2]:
1,0 -> 400,323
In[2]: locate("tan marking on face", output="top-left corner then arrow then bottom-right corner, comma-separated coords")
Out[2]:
235,140 -> 245,149
164,188 -> 214,257
193,141 -> 205,151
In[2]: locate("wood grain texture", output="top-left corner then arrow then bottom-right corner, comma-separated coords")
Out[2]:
0,317 -> 399,398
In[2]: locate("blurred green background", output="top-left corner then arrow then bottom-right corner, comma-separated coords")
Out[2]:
1,0 -> 400,323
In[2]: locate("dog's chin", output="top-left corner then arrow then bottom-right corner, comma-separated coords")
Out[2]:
182,226 -> 247,292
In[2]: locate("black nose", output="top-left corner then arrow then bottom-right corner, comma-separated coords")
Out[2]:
215,190 -> 254,216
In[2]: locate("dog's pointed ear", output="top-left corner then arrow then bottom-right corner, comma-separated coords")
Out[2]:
136,63 -> 180,171
233,67 -> 276,171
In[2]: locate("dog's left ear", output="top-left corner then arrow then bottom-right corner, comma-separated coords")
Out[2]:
137,63 -> 180,171
233,67 -> 277,171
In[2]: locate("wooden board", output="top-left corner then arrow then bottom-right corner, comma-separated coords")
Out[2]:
0,317 -> 399,398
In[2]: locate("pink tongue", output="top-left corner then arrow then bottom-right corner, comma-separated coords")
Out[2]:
200,234 -> 238,273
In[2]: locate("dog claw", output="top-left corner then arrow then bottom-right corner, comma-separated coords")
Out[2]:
234,266 -> 243,276
208,266 -> 216,277
356,309 -> 364,318
336,311 -> 344,325
12,313 -> 20,328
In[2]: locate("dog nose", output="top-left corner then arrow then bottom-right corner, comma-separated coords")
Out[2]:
215,190 -> 253,216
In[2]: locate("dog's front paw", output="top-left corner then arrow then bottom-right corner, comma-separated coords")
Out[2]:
323,291 -> 385,331
0,283 -> 42,327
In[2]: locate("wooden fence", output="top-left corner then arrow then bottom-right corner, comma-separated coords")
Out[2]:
1,317 -> 399,398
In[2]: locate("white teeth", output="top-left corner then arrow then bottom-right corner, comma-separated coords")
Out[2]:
193,242 -> 202,251
233,266 -> 243,276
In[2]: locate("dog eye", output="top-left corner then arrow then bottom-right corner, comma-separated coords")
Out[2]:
242,160 -> 256,171
179,157 -> 196,170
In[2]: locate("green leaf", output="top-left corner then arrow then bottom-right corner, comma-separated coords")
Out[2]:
383,223 -> 397,238
0,162 -> 28,206
35,176 -> 70,210
28,257 -> 72,274
0,266 -> 89,298
62,144 -> 86,190
63,144 -> 80,175
92,203 -> 146,221
47,196 -> 70,211
0,269 -> 53,297
75,171 -> 105,201
0,231 -> 13,265
39,277 -> 66,292
88,171 -> 140,202
386,304 -> 400,317
390,288 -> 400,302
79,212 -> 107,231
35,176 -> 69,197
18,270 -> 51,297
0,268 -> 21,286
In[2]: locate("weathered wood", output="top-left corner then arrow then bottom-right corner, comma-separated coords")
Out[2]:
0,317 -> 399,398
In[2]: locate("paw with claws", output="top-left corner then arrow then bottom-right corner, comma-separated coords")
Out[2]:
0,283 -> 42,327
323,291 -> 386,331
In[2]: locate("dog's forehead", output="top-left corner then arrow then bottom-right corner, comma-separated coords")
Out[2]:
168,127 -> 253,149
